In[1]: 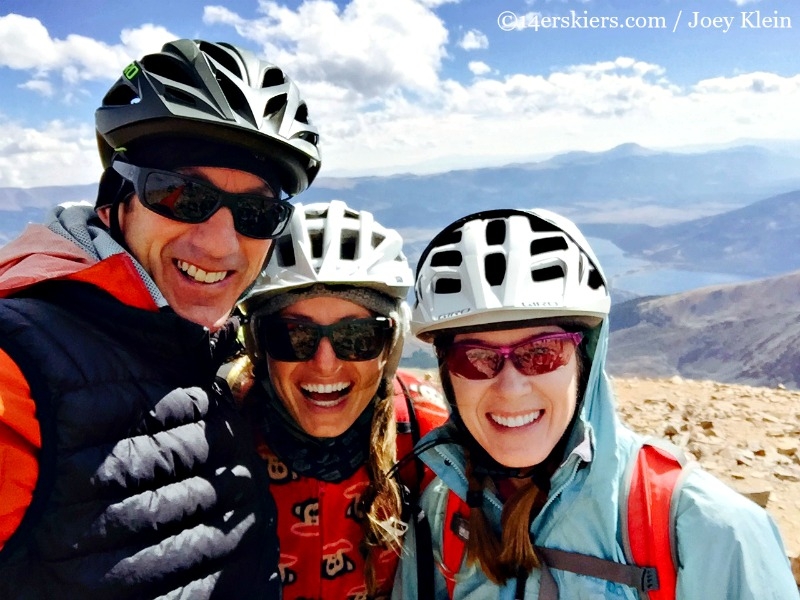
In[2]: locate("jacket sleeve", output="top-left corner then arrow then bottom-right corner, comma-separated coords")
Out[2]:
0,348 -> 40,549
674,468 -> 799,599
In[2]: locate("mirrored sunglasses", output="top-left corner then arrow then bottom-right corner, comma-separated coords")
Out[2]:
444,332 -> 583,380
112,162 -> 293,239
257,316 -> 395,362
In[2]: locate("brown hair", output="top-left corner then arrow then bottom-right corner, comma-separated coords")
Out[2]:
462,453 -> 547,583
435,331 -> 588,584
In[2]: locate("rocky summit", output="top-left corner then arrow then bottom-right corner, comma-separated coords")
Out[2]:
614,376 -> 800,588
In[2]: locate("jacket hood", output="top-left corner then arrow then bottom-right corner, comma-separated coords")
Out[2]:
0,202 -> 159,311
419,314 -> 634,563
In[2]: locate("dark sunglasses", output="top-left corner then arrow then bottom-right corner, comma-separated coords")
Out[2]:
256,316 -> 395,362
112,162 -> 293,239
443,332 -> 583,380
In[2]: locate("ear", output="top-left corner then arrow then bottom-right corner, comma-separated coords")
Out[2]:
96,205 -> 112,228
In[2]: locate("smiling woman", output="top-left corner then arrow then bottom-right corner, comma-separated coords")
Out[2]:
392,207 -> 799,600
228,199 -> 448,600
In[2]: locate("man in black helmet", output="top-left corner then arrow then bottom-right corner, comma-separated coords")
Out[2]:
0,39 -> 321,599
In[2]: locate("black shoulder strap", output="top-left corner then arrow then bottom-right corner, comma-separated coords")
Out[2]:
414,505 -> 437,599
536,546 -> 659,594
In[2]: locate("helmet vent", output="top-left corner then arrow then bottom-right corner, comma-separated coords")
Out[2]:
484,253 -> 506,286
434,278 -> 462,294
531,265 -> 565,282
217,74 -> 253,122
588,266 -> 605,290
163,86 -> 197,107
527,215 -> 561,232
430,250 -> 462,267
341,234 -> 357,260
262,68 -> 286,88
437,229 -> 462,247
531,236 -> 569,256
296,131 -> 319,145
199,42 -> 242,79
276,236 -> 296,267
310,231 -> 324,259
140,55 -> 196,86
103,84 -> 140,107
485,219 -> 506,245
295,103 -> 310,124
264,93 -> 288,118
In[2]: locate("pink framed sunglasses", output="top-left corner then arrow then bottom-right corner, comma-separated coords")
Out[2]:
443,332 -> 583,380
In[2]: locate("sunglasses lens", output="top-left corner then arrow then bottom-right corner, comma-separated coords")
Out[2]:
512,337 -> 574,376
329,320 -> 389,361
260,319 -> 319,362
141,169 -> 290,239
142,171 -> 218,223
232,196 -> 293,239
447,346 -> 503,380
447,333 -> 580,381
258,318 -> 391,362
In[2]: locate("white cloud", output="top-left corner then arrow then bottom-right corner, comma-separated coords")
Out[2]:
203,0 -> 449,97
1,2 -> 800,187
315,57 -> 800,177
0,14 -> 176,94
459,29 -> 488,51
417,0 -> 461,6
731,0 -> 762,5
18,80 -> 53,97
468,61 -> 491,76
0,119 -> 99,188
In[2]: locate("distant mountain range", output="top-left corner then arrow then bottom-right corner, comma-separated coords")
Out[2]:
3,142 -> 800,290
301,142 -> 800,276
583,190 -> 800,277
607,270 -> 800,389
0,185 -> 96,246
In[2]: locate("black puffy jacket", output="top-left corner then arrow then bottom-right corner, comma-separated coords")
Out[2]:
0,280 -> 280,599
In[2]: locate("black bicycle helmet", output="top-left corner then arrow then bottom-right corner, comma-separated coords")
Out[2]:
95,39 -> 321,195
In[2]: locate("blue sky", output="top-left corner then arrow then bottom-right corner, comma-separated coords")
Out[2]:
1,0 -> 799,187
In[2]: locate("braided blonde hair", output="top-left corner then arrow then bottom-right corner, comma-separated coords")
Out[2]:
227,359 -> 405,597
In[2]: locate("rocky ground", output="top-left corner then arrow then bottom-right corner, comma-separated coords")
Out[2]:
613,376 -> 800,587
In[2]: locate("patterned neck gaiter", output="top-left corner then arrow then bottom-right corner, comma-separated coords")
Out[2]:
257,379 -> 376,483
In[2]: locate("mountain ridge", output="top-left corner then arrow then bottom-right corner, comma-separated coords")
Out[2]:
608,270 -> 800,389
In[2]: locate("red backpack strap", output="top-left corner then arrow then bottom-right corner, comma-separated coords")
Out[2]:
441,491 -> 470,599
621,437 -> 693,599
393,370 -> 450,492
426,437 -> 690,599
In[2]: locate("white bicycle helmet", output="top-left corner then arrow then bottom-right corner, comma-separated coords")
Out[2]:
413,208 -> 610,341
242,199 -> 413,310
240,200 -> 414,371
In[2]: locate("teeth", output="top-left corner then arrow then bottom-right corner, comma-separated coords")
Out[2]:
308,397 -> 345,408
301,382 -> 350,394
177,260 -> 227,283
489,411 -> 542,429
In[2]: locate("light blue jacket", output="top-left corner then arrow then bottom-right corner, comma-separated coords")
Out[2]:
392,321 -> 798,599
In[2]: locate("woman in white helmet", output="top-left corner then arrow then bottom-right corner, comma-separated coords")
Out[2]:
392,209 -> 797,599
229,200 -> 448,600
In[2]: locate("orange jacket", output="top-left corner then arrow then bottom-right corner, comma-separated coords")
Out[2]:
0,221 -> 157,549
